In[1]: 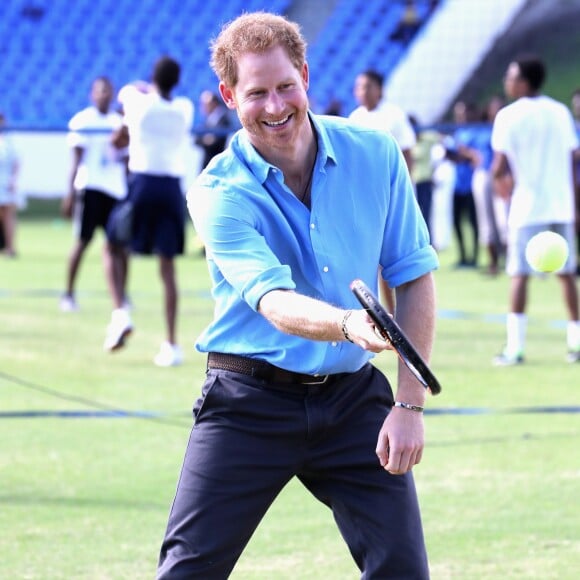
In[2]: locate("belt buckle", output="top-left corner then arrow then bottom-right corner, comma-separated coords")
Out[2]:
301,374 -> 329,385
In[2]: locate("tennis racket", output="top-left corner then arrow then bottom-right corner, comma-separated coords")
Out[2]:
350,278 -> 442,395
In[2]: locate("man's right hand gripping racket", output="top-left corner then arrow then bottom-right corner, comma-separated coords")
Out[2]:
351,279 -> 442,395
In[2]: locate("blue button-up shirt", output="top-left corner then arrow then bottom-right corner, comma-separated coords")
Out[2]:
189,113 -> 438,374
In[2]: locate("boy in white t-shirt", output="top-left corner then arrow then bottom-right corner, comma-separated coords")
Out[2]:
61,77 -> 128,313
103,56 -> 194,367
349,69 -> 417,314
491,55 -> 579,365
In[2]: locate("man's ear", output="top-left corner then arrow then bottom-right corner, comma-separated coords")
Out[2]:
219,82 -> 237,110
302,62 -> 309,92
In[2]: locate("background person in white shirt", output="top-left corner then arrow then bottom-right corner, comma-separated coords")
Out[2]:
0,113 -> 20,258
104,56 -> 194,367
349,69 -> 416,172
61,77 -> 128,313
349,69 -> 417,312
491,55 -> 580,365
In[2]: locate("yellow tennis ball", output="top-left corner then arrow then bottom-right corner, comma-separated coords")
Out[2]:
525,231 -> 569,273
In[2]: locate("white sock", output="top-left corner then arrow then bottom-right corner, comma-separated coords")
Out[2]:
567,321 -> 580,351
112,308 -> 131,324
506,313 -> 527,356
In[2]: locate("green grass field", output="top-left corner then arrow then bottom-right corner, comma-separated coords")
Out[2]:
1,205 -> 579,579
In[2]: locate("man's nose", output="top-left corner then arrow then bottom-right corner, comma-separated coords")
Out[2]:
264,91 -> 285,115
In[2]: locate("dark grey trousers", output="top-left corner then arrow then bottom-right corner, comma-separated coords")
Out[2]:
157,363 -> 429,579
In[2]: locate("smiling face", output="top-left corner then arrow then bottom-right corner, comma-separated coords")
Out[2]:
219,45 -> 310,160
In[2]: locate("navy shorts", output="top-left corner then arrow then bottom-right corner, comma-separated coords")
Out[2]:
74,188 -> 119,243
158,363 -> 429,579
127,173 -> 186,258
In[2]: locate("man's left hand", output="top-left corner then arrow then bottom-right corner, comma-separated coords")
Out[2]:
375,407 -> 424,474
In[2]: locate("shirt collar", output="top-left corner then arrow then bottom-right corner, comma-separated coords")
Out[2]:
235,112 -> 338,185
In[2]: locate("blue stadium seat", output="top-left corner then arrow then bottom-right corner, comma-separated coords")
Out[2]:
2,0 -> 435,128
307,0 -> 435,115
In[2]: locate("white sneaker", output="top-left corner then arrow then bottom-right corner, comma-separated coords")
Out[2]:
492,350 -> 524,367
154,341 -> 183,367
103,308 -> 133,351
60,294 -> 79,312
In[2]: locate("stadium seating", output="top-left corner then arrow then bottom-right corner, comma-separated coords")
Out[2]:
308,0 -> 433,115
1,0 -> 436,128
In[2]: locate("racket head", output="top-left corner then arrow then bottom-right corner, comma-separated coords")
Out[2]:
350,279 -> 442,395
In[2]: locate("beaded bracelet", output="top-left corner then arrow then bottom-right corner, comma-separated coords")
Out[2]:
394,401 -> 424,413
341,310 -> 354,343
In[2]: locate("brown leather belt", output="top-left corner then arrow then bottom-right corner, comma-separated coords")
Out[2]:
207,352 -> 341,385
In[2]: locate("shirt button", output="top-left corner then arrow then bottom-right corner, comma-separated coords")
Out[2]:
310,223 -> 315,229
331,341 -> 338,347
323,266 -> 329,272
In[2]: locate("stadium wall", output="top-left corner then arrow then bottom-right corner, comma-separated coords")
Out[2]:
11,133 -> 69,200
12,132 -> 203,200
386,0 -> 529,124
